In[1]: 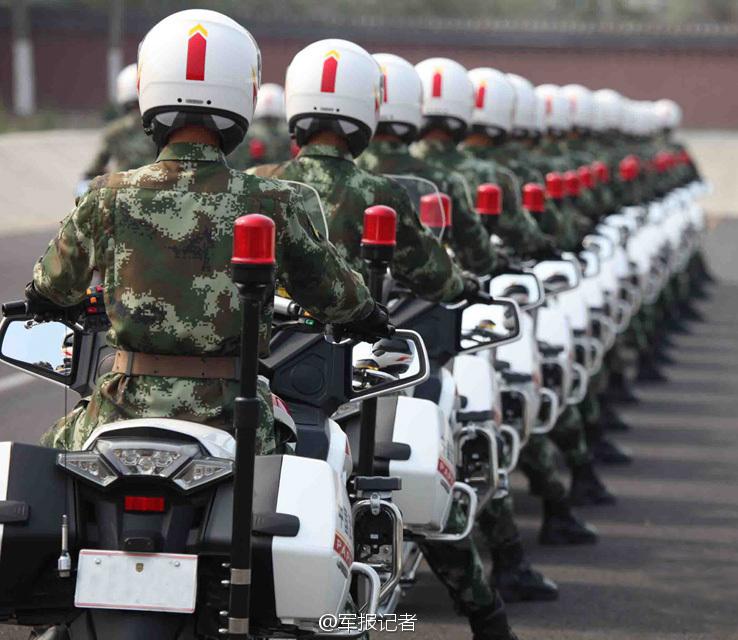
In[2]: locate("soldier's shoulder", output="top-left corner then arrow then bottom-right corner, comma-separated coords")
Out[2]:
228,166 -> 296,205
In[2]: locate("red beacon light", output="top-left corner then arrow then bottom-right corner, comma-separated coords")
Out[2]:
249,139 -> 266,162
563,170 -> 581,198
476,183 -> 502,216
522,183 -> 546,213
420,192 -> 453,229
545,172 -> 565,200
362,205 -> 397,247
654,151 -> 673,174
592,161 -> 610,185
231,214 -> 276,287
578,165 -> 594,190
619,155 -> 640,182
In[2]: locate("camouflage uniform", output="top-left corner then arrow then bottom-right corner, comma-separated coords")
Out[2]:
84,111 -> 157,178
228,117 -> 293,171
250,142 -> 464,302
412,138 -> 554,257
250,141 -> 500,617
357,138 -> 497,276
35,142 -> 374,452
461,140 -> 590,484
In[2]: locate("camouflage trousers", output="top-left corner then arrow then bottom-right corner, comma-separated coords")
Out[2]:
42,373 -> 280,455
475,494 -> 522,553
518,434 -> 568,501
518,404 -> 590,504
419,500 -> 497,615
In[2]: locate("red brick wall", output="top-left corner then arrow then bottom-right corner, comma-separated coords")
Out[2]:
1,23 -> 735,128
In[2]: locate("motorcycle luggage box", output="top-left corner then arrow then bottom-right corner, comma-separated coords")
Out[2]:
0,442 -> 75,618
202,454 -> 352,631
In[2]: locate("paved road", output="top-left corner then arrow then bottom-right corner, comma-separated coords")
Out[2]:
0,222 -> 737,638
374,220 -> 738,640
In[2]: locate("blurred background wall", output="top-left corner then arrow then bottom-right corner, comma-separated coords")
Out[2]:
0,0 -> 737,128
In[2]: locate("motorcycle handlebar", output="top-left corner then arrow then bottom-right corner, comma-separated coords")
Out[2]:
2,300 -> 28,318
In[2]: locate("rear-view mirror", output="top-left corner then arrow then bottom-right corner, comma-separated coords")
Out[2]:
489,273 -> 544,312
459,298 -> 521,352
349,329 -> 429,401
0,318 -> 76,385
533,259 -> 582,294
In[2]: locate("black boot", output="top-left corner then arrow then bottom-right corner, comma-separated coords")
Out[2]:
606,385 -> 639,406
592,437 -> 633,465
468,599 -> 519,640
539,497 -> 599,545
680,303 -> 705,322
570,461 -> 616,506
492,537 -> 559,603
601,402 -> 632,430
638,357 -> 669,383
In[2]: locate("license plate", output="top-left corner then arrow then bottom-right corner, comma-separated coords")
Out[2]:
75,550 -> 198,614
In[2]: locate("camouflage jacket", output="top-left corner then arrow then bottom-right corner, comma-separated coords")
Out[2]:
84,111 -> 157,179
250,142 -> 465,303
34,142 -> 373,442
228,117 -> 293,171
414,138 -> 553,257
460,141 -> 579,251
357,139 -> 497,276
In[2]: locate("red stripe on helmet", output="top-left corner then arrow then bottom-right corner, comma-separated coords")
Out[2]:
475,85 -> 486,109
432,71 -> 442,98
186,33 -> 206,81
321,55 -> 338,93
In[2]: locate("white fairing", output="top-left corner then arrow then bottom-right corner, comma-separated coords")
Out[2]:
536,299 -> 575,402
557,286 -> 589,333
452,354 -> 497,416
273,456 -> 354,624
495,312 -> 542,431
0,442 -> 10,556
496,312 -> 538,373
436,367 -> 458,426
389,397 -> 455,532
326,418 -> 353,484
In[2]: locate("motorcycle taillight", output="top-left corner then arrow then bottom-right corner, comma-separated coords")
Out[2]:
124,496 -> 165,513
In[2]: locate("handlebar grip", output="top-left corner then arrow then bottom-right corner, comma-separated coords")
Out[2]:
2,300 -> 28,318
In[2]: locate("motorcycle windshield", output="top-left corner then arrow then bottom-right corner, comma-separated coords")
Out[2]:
278,180 -> 330,239
385,174 -> 447,243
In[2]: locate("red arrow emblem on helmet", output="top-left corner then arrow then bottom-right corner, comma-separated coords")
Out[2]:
432,68 -> 443,98
475,81 -> 487,109
186,24 -> 208,81
321,50 -> 340,93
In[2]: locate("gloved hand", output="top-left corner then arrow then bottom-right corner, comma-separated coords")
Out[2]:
456,274 -> 493,305
334,302 -> 394,342
24,282 -> 69,322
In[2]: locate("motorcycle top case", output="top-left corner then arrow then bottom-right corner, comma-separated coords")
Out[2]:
0,442 -> 75,617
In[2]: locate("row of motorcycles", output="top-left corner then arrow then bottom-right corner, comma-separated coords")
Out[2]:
0,164 -> 709,639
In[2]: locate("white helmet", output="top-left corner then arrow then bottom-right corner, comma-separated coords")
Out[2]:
561,84 -> 595,131
285,39 -> 381,157
468,67 -> 515,134
254,83 -> 285,120
506,74 -> 538,135
536,84 -> 570,133
654,99 -> 682,131
372,53 -> 422,143
137,9 -> 261,153
415,58 -> 473,141
593,89 -> 624,133
116,63 -> 139,108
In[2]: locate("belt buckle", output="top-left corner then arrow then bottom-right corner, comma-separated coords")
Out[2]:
125,352 -> 134,377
